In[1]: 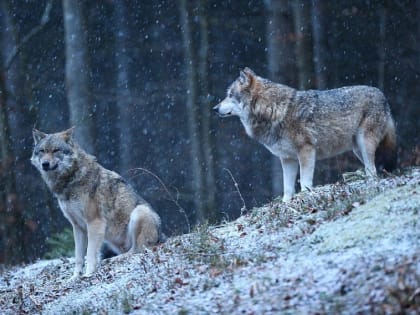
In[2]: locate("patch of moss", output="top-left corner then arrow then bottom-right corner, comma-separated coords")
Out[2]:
308,184 -> 420,253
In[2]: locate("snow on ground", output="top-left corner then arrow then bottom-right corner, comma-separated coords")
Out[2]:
1,168 -> 419,314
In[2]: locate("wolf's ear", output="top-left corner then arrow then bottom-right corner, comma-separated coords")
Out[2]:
33,129 -> 47,144
243,67 -> 256,76
239,67 -> 255,87
61,127 -> 75,143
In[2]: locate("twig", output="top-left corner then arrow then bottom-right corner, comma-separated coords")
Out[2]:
4,0 -> 53,71
224,168 -> 247,215
382,169 -> 397,178
129,167 -> 191,233
285,205 -> 300,214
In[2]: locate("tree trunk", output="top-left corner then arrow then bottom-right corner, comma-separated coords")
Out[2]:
292,0 -> 314,89
62,0 -> 95,153
377,4 -> 387,90
311,0 -> 328,89
0,2 -> 25,265
311,0 -> 335,182
0,75 -> 21,265
265,0 -> 295,196
417,0 -> 420,72
197,0 -> 217,222
113,0 -> 133,172
179,0 -> 205,223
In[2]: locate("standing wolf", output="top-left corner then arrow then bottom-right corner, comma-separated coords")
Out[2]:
31,127 -> 161,280
214,67 -> 396,202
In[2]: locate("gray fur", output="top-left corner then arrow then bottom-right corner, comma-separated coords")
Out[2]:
31,128 -> 161,280
214,67 -> 397,202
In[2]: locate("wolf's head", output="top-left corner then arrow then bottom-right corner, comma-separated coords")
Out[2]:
213,67 -> 257,119
31,127 -> 77,176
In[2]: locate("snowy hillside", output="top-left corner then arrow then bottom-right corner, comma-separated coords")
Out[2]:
1,168 -> 419,314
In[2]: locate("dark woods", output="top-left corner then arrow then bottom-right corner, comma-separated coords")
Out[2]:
0,0 -> 419,265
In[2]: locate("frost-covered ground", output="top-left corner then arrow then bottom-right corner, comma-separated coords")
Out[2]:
1,168 -> 419,314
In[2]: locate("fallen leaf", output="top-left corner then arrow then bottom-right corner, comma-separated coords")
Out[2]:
174,277 -> 188,285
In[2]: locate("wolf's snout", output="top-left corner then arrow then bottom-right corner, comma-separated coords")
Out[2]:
213,103 -> 230,117
41,160 -> 57,171
42,161 -> 50,171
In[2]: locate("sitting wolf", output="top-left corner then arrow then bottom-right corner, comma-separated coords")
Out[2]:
214,68 -> 397,202
31,127 -> 161,280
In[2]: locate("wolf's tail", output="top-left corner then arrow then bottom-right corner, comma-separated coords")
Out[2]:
375,116 -> 397,172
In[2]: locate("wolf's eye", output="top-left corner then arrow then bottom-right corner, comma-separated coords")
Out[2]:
39,149 -> 45,154
52,148 -> 60,153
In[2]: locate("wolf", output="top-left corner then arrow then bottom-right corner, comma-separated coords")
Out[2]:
214,67 -> 397,202
31,127 -> 162,280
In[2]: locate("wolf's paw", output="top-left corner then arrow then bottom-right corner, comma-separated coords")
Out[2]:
66,273 -> 81,283
82,266 -> 97,279
282,195 -> 293,203
81,272 -> 96,279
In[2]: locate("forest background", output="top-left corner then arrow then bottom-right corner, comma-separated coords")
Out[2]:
0,0 -> 419,265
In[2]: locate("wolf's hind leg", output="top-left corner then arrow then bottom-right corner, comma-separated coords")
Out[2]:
356,131 -> 378,177
298,146 -> 316,192
352,139 -> 364,164
128,205 -> 159,253
280,157 -> 299,202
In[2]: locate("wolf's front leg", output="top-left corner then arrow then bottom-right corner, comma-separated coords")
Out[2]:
298,146 -> 316,191
70,224 -> 87,281
280,157 -> 299,202
85,219 -> 106,277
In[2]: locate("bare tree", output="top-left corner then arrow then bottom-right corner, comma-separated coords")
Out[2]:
0,0 -> 53,264
292,0 -> 314,89
0,1 -> 22,264
311,0 -> 328,89
377,4 -> 387,90
197,0 -> 217,222
311,0 -> 336,182
113,0 -> 133,172
4,0 -> 52,71
417,0 -> 420,71
265,0 -> 295,196
0,73 -> 21,264
179,0 -> 206,223
62,0 -> 95,153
